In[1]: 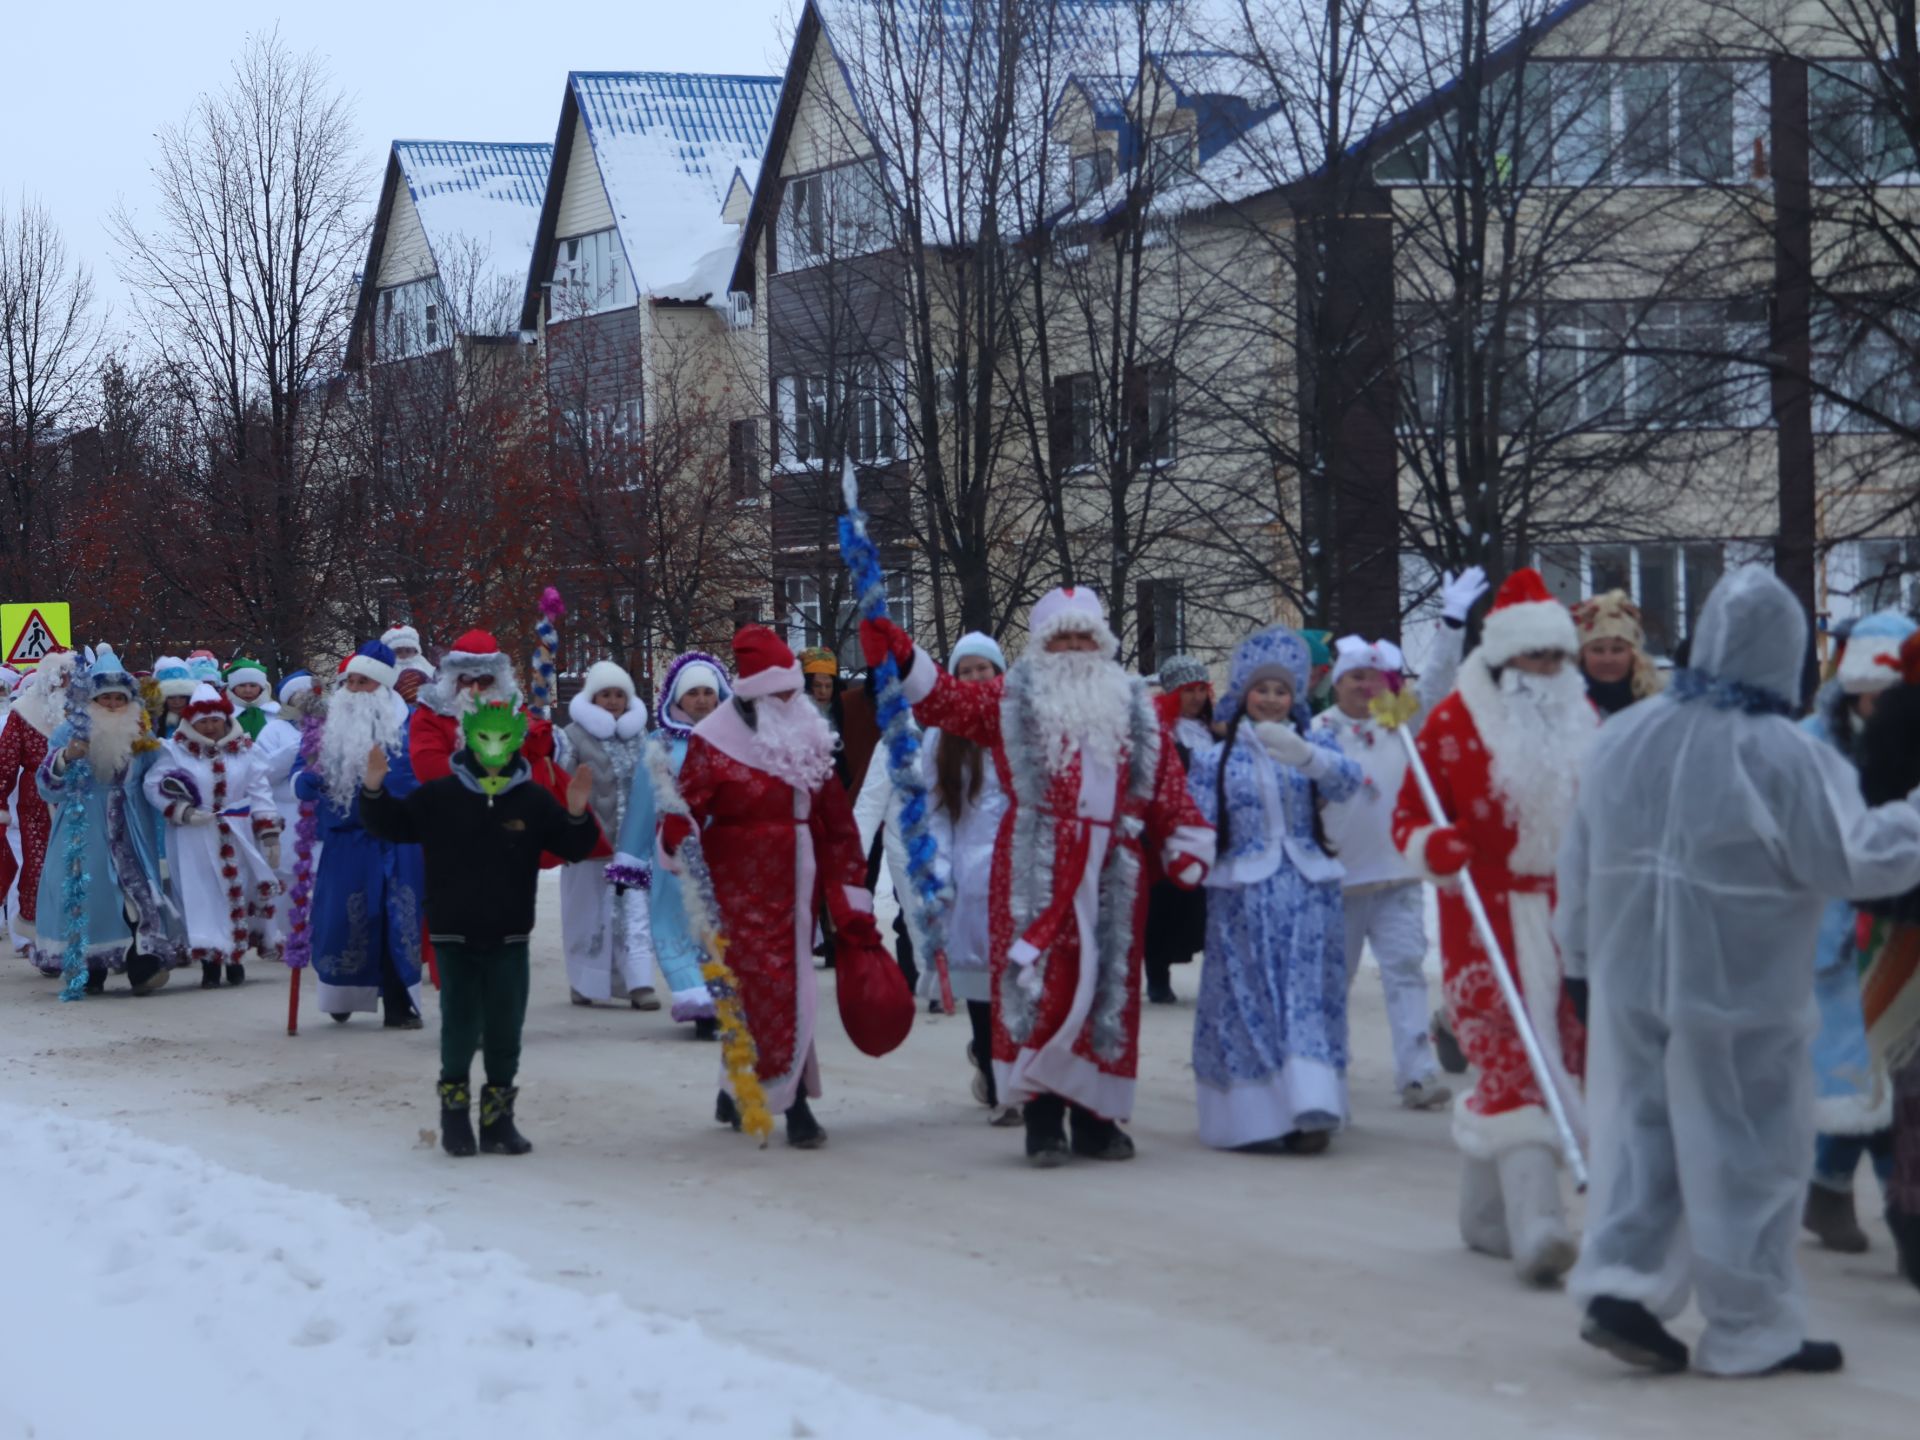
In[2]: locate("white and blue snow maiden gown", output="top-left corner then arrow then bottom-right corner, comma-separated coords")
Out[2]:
1185,626 -> 1362,1149
292,733 -> 425,1017
615,652 -> 732,1023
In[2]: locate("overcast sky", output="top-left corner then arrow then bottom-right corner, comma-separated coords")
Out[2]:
4,0 -> 797,330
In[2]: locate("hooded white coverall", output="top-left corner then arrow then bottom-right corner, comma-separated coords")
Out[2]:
1557,567 -> 1920,1374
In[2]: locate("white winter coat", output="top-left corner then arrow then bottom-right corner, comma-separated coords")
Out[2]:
1558,566 -> 1920,1375
919,727 -> 1008,1005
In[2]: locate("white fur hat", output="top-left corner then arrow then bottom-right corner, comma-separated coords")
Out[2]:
1028,587 -> 1117,658
580,660 -> 638,706
343,641 -> 399,691
380,624 -> 422,654
1330,635 -> 1407,687
1478,569 -> 1578,669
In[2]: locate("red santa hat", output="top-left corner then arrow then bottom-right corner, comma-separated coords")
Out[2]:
1028,586 -> 1118,659
730,625 -> 803,699
182,682 -> 233,720
1478,568 -> 1578,668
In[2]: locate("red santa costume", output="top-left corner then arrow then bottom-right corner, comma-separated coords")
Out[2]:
667,627 -> 875,1144
874,587 -> 1213,1165
1390,568 -> 1597,1282
0,651 -> 79,952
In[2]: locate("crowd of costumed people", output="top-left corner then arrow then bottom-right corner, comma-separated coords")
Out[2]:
10,567 -> 1920,1378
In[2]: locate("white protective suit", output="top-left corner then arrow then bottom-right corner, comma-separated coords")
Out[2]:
1557,567 -> 1920,1375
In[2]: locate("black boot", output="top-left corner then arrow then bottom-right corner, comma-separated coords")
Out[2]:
715,1089 -> 742,1131
1024,1094 -> 1069,1168
125,951 -> 165,994
479,1085 -> 533,1155
83,966 -> 106,995
1802,1182 -> 1870,1253
1433,1012 -> 1468,1075
225,962 -> 246,987
1580,1296 -> 1689,1374
1763,1340 -> 1845,1375
694,1017 -> 719,1042
785,1095 -> 827,1150
1069,1105 -> 1136,1161
200,960 -> 222,989
437,1081 -> 477,1158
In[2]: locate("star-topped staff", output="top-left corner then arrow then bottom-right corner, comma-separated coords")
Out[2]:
1369,684 -> 1588,1191
529,586 -> 565,721
836,459 -> 956,1015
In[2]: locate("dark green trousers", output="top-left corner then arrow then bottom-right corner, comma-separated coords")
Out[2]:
437,940 -> 530,1087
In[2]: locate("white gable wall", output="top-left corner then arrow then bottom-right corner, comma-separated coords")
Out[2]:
556,112 -> 617,237
785,32 -> 874,176
376,185 -> 436,288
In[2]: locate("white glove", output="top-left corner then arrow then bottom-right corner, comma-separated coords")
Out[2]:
263,835 -> 282,870
1253,721 -> 1315,768
179,807 -> 216,828
1440,566 -> 1490,624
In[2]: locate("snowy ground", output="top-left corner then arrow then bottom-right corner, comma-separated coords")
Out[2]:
0,873 -> 1914,1440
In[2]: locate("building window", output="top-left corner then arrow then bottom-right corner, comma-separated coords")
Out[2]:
1071,147 -> 1115,203
850,363 -> 902,465
1125,362 -> 1177,467
776,374 -> 828,467
1853,539 -> 1920,612
731,595 -> 763,632
376,279 -> 446,360
779,163 -> 889,272
1147,130 -> 1193,185
1049,372 -> 1097,470
784,571 -> 912,662
552,228 -> 631,314
728,418 -> 762,499
782,173 -> 826,268
1803,65 -> 1918,182
1814,301 -> 1920,432
1136,578 -> 1186,673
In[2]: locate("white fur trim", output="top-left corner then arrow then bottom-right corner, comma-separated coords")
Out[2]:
901,645 -> 939,704
1009,938 -> 1042,967
1838,639 -> 1904,696
1814,1082 -> 1894,1136
581,660 -> 639,708
732,661 -> 802,699
1479,599 -> 1577,668
1399,824 -> 1451,885
1451,1096 -> 1561,1160
344,654 -> 397,689
380,625 -> 421,652
1163,823 -> 1216,875
841,885 -> 873,914
225,666 -> 269,691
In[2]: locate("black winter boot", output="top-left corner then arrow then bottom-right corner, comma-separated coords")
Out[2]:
1069,1105 -> 1136,1161
1433,1011 -> 1468,1075
1802,1182 -> 1870,1254
479,1085 -> 533,1155
200,960 -> 223,989
1024,1094 -> 1070,1168
1763,1340 -> 1845,1375
124,951 -> 166,994
785,1095 -> 827,1150
224,962 -> 246,987
715,1089 -> 742,1130
84,966 -> 106,995
1580,1296 -> 1690,1374
437,1081 -> 478,1158
693,1017 -> 719,1042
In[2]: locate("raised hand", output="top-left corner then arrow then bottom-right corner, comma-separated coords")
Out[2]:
364,745 -> 389,791
1441,566 -> 1491,624
63,738 -> 90,763
859,617 -> 914,671
566,763 -> 594,817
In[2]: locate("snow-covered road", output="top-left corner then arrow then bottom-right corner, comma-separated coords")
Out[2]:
0,876 -> 1913,1439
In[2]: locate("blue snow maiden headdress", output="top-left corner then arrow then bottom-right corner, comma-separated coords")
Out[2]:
1217,625 -> 1313,729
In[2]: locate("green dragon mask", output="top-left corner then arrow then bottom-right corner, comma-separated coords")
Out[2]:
461,700 -> 528,798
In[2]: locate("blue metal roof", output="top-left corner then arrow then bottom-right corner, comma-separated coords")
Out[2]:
393,140 -> 553,211
570,72 -> 782,184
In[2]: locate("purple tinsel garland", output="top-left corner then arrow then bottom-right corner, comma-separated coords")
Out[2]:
281,713 -> 324,971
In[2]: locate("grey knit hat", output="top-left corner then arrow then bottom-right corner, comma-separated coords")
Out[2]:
1157,654 -> 1209,691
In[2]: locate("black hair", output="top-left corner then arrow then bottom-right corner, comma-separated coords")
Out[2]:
1213,707 -> 1334,858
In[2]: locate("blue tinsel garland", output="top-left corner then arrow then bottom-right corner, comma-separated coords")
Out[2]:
58,676 -> 93,1002
1668,666 -> 1794,718
836,461 -> 954,1001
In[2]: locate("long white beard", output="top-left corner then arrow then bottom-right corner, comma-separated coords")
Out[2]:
86,704 -> 141,780
1025,650 -> 1135,778
1490,664 -> 1596,870
749,694 -> 838,792
318,688 -> 402,810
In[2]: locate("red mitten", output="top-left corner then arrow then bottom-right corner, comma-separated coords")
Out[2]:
1168,854 -> 1208,890
1424,827 -> 1475,877
859,617 -> 914,671
660,813 -> 695,857
835,911 -> 883,951
523,717 -> 556,764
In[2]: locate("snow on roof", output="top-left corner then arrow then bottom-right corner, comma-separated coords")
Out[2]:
572,72 -> 781,303
394,140 -> 552,331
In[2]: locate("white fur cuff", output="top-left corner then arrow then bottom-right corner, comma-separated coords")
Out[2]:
1451,1097 -> 1561,1160
901,645 -> 938,705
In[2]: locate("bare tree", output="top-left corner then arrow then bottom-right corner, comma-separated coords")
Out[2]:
0,196 -> 104,593
111,28 -> 368,671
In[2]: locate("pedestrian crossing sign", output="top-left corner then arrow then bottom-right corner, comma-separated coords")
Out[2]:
1,603 -> 71,670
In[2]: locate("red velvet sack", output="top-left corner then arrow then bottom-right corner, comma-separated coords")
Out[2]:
834,929 -> 915,1057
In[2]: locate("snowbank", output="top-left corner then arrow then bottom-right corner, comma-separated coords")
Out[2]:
0,1104 -> 991,1440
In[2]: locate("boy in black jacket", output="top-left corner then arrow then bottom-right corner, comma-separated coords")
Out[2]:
360,700 -> 599,1157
